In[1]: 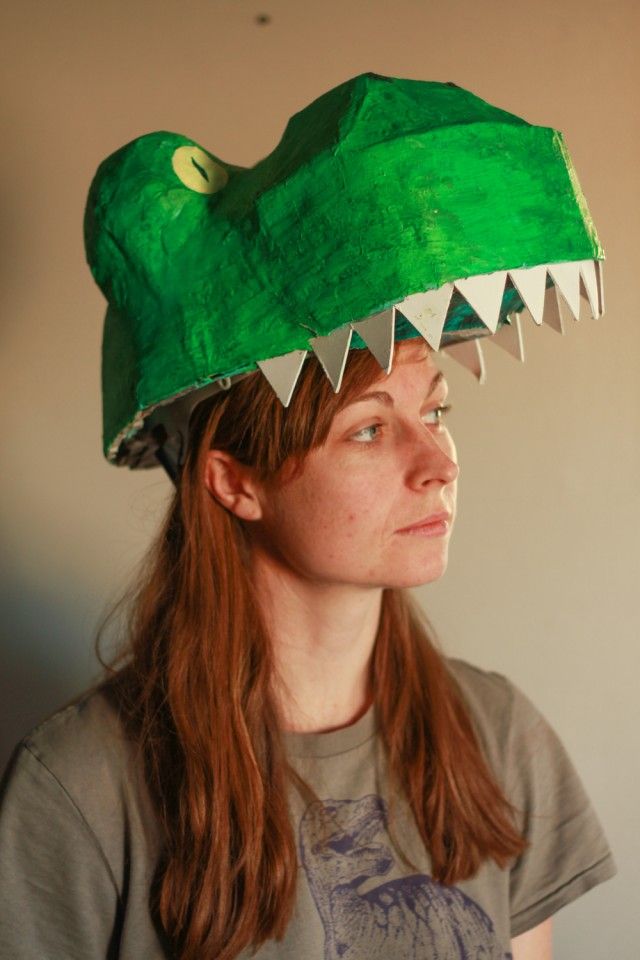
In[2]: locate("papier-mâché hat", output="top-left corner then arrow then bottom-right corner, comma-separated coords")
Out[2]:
84,73 -> 604,472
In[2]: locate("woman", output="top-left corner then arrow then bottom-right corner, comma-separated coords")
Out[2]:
0,74 -> 615,959
0,341 -> 616,959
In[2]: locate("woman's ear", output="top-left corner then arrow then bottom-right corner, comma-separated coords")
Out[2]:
203,450 -> 263,522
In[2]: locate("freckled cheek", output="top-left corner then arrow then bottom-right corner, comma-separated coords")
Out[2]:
337,501 -> 386,545
338,514 -> 363,544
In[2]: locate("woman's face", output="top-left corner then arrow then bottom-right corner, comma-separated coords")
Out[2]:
251,339 -> 459,590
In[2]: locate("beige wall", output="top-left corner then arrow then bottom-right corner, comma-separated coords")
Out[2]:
1,0 -> 638,955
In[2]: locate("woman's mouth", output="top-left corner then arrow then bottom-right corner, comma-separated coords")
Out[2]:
396,512 -> 452,537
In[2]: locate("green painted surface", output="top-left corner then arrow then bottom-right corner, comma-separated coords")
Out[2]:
84,73 -> 602,462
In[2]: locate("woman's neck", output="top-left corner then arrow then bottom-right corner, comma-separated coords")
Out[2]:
251,548 -> 382,734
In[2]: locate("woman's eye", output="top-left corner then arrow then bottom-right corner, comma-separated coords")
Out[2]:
351,424 -> 382,443
423,404 -> 452,427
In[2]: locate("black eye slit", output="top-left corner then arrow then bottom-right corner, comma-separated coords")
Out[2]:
190,157 -> 210,182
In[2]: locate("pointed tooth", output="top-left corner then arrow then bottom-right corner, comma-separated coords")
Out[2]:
596,260 -> 605,316
351,308 -> 395,373
257,350 -> 307,406
508,265 -> 547,325
491,314 -> 525,361
517,306 -> 534,326
542,285 -> 567,335
443,339 -> 487,384
547,261 -> 581,320
396,283 -> 454,350
579,259 -> 599,318
454,271 -> 507,334
310,325 -> 353,392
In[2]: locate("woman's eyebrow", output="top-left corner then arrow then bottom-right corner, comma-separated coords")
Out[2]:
348,371 -> 445,408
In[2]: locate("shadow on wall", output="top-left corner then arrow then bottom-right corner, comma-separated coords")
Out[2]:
0,570 -> 103,771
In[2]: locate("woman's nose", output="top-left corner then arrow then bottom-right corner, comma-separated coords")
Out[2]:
406,428 -> 459,487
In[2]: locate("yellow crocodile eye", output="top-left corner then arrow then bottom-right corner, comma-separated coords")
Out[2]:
171,145 -> 228,195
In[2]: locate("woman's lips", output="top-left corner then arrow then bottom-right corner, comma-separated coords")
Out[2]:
396,512 -> 452,536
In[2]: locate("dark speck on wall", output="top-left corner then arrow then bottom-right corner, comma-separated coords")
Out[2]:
255,13 -> 272,25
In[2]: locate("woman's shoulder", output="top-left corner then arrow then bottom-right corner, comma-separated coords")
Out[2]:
444,661 -> 617,930
445,656 -> 517,719
3,678 -> 155,846
444,656 -> 541,777
445,656 -> 556,735
18,681 -> 136,786
0,682 -> 165,954
1,677 -> 161,891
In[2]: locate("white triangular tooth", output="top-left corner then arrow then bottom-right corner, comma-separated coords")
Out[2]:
257,350 -> 307,407
454,271 -> 507,334
396,283 -> 454,350
351,308 -> 395,373
310,325 -> 353,392
508,265 -> 547,325
542,285 -> 567,335
443,339 -> 487,384
518,305 -> 534,326
491,314 -> 525,361
596,260 -> 605,316
578,259 -> 600,318
547,261 -> 581,320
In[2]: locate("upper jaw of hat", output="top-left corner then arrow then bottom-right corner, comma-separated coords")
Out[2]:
254,257 -> 604,405
123,256 -> 603,472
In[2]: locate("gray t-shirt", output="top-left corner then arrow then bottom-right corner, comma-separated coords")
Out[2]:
0,658 -> 616,959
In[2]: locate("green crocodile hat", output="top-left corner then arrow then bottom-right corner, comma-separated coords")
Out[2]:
84,72 -> 604,471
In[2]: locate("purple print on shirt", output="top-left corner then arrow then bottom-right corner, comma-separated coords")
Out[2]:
299,794 -> 511,959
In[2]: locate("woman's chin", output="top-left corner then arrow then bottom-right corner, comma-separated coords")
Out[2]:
382,554 -> 450,590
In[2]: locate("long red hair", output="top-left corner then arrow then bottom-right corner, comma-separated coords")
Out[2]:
101,344 -> 527,959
